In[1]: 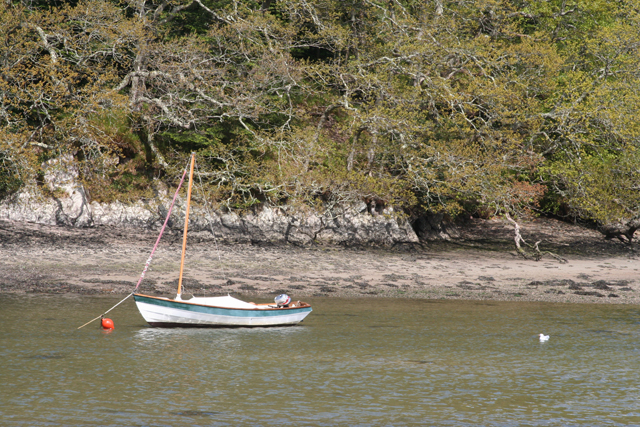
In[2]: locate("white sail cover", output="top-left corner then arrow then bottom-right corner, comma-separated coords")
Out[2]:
187,295 -> 267,309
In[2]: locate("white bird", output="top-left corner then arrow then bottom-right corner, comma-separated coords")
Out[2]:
539,333 -> 550,342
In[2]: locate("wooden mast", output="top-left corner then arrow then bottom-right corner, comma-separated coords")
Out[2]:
176,153 -> 195,298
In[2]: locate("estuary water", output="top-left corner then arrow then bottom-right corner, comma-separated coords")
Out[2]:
1,295 -> 640,426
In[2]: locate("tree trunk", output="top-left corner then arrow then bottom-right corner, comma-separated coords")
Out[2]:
599,217 -> 640,244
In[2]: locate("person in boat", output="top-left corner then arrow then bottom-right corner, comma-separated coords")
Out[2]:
274,294 -> 291,308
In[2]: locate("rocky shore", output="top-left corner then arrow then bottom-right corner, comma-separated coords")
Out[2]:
1,218 -> 639,304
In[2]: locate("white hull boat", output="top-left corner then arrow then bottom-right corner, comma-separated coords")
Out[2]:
133,293 -> 312,327
131,153 -> 312,328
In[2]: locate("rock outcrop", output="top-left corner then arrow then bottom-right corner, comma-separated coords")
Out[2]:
0,185 -> 420,245
0,156 -> 92,227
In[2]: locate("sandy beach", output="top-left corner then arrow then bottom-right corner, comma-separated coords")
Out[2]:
1,218 -> 639,304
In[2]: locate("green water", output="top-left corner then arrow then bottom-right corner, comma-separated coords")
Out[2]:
1,295 -> 640,426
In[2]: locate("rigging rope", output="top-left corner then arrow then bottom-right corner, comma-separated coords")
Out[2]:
77,162 -> 190,329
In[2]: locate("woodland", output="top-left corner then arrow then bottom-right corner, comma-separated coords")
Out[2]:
1,0 -> 640,241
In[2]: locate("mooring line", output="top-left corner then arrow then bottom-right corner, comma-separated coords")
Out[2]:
76,160 -> 191,330
76,293 -> 133,330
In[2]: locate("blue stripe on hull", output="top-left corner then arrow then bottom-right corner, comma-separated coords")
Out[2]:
134,294 -> 312,317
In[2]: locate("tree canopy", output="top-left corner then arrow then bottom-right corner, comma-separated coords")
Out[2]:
2,0 -> 640,236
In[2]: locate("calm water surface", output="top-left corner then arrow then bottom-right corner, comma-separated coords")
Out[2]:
1,295 -> 640,426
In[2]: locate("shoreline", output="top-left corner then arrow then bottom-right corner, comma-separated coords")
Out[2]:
1,218 -> 639,304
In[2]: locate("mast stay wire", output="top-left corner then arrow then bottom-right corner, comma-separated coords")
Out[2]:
192,159 -> 228,297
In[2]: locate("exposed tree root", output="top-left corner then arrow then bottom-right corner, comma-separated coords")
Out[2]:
599,216 -> 640,244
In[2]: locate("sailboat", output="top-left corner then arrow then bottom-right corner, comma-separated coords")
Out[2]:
132,153 -> 312,327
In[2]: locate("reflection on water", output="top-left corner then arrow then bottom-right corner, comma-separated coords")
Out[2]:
134,324 -> 306,342
1,294 -> 640,426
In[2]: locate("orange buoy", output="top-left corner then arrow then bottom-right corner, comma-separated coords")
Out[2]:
101,318 -> 114,329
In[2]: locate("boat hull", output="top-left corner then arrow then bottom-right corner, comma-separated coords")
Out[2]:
133,294 -> 312,327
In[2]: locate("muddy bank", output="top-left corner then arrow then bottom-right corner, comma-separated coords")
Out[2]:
1,218 -> 639,304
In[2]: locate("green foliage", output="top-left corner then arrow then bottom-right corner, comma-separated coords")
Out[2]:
71,107 -> 157,203
0,154 -> 22,199
2,0 -> 640,230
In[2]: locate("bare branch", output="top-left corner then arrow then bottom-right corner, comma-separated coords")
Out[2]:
505,214 -> 567,263
192,0 -> 234,24
27,24 -> 58,64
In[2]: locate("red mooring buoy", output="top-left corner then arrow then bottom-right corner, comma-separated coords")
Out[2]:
101,318 -> 114,329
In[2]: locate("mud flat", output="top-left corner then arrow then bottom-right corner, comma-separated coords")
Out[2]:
1,218 -> 639,304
